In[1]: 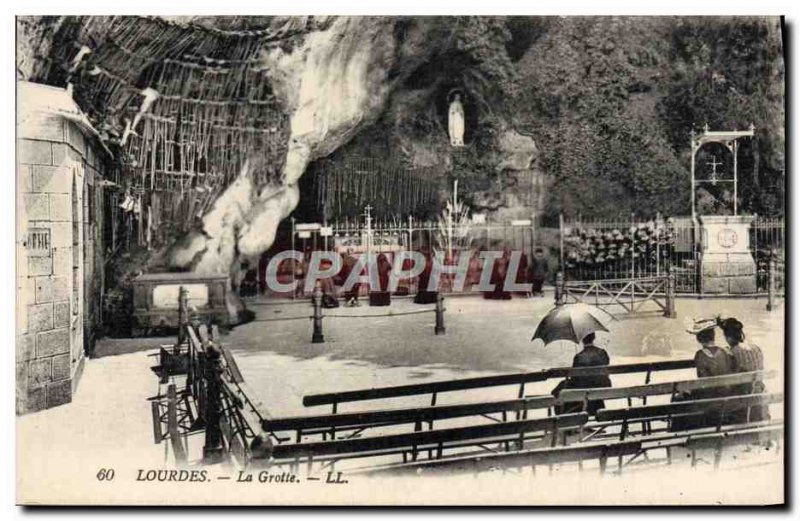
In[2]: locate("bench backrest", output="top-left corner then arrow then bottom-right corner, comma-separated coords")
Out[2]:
559,370 -> 776,404
358,423 -> 784,477
595,392 -> 783,422
546,359 -> 694,379
264,395 -> 557,432
362,439 -> 645,476
270,412 -> 588,460
684,425 -> 784,450
302,359 -> 695,408
302,371 -> 549,407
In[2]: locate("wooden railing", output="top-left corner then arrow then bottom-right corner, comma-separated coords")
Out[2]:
150,287 -> 272,466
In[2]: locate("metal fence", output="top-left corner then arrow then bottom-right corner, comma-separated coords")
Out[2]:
751,217 -> 786,293
325,217 -> 536,255
559,215 -> 784,293
279,213 -> 783,297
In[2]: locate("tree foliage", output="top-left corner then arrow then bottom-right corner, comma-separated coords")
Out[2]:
333,16 -> 785,220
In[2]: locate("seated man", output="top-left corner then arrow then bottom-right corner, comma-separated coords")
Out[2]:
554,332 -> 612,416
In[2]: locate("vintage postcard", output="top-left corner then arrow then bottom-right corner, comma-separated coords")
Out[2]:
14,14 -> 785,505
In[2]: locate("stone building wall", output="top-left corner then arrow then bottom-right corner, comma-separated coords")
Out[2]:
16,81 -> 107,414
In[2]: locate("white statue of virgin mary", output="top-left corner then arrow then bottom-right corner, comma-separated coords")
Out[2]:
448,93 -> 465,147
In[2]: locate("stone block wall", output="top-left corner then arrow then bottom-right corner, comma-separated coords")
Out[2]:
16,85 -> 106,414
700,254 -> 757,294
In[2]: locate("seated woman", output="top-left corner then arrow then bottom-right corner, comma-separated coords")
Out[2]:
554,332 -> 612,416
719,317 -> 770,423
671,319 -> 734,430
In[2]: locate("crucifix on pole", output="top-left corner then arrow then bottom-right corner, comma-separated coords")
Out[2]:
363,204 -> 374,256
706,155 -> 723,185
690,123 -> 755,218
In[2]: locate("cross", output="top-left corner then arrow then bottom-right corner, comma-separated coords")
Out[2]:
363,205 -> 374,254
363,205 -> 373,230
706,155 -> 723,185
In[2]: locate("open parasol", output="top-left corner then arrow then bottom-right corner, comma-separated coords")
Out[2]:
531,303 -> 613,347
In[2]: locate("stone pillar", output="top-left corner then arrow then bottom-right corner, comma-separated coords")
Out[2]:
16,81 -> 108,414
16,133 -> 77,413
697,215 -> 757,294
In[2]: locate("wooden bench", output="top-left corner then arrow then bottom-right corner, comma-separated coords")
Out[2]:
559,370 -> 776,406
302,359 -> 696,413
263,395 -> 558,442
555,370 -> 777,442
594,392 -> 783,440
355,422 -> 783,477
684,423 -> 783,467
265,412 -> 589,472
268,359 -> 701,472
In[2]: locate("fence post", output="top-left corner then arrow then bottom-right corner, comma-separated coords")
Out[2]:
559,213 -> 565,268
177,286 -> 188,346
435,293 -> 446,335
312,281 -> 325,343
766,257 -> 776,312
663,273 -> 677,319
555,271 -> 565,307
167,384 -> 187,465
202,345 -> 225,464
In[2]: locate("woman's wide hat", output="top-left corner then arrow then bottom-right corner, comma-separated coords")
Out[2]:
685,317 -> 718,335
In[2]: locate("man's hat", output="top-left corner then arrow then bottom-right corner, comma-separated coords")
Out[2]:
685,317 -> 718,335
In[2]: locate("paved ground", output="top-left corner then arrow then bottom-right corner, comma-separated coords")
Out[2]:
225,293 -> 785,417
17,292 -> 785,504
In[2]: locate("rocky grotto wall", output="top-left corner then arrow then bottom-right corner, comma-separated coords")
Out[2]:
20,16 -> 784,284
167,16 -> 546,276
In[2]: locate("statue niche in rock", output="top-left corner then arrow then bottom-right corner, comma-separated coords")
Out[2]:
448,91 -> 465,147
